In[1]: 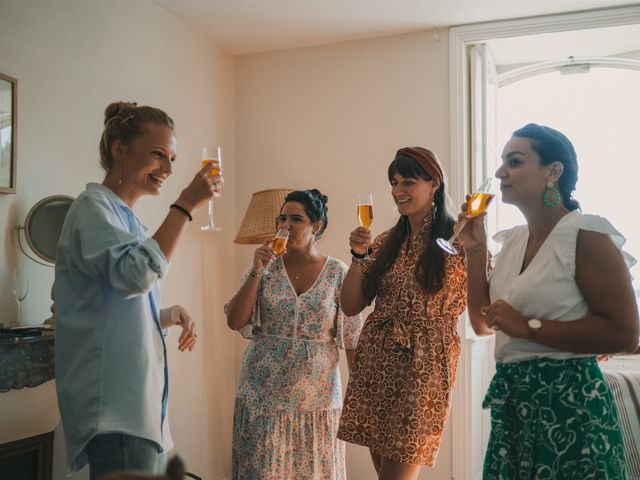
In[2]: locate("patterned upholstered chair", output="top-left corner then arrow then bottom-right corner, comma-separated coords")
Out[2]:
603,361 -> 640,480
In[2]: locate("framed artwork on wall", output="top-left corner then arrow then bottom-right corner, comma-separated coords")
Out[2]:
0,72 -> 17,194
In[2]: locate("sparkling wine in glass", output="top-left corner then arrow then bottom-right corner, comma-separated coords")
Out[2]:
200,146 -> 223,232
264,228 -> 289,274
356,194 -> 374,258
436,177 -> 494,255
357,193 -> 374,228
11,268 -> 29,325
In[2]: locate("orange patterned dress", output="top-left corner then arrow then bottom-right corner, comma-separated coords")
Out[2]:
338,218 -> 467,466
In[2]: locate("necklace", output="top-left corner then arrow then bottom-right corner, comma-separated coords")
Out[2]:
295,274 -> 300,281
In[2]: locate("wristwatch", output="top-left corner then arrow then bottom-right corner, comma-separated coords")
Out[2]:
527,318 -> 543,337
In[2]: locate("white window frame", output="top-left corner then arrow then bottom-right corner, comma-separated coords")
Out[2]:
449,6 -> 640,479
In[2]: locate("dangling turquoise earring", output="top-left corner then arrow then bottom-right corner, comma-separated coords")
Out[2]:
543,182 -> 561,208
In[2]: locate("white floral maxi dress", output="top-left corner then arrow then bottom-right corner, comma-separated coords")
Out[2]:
231,256 -> 364,480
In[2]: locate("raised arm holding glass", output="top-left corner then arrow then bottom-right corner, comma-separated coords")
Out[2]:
225,189 -> 364,480
55,102 -> 223,479
460,123 -> 638,479
338,147 -> 468,480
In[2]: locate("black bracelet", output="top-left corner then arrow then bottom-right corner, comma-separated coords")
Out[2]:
170,203 -> 193,222
350,248 -> 372,259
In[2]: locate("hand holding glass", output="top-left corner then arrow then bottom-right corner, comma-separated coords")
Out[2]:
356,193 -> 374,258
357,193 -> 374,228
264,229 -> 289,274
436,177 -> 494,255
200,146 -> 223,232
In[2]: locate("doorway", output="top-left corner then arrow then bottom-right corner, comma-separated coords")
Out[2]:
450,6 -> 640,479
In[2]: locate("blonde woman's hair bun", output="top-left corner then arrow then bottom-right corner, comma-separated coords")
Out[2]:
104,101 -> 138,126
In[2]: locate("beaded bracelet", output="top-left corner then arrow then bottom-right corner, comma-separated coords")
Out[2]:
248,269 -> 263,279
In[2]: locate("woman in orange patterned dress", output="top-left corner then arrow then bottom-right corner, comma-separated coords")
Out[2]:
338,147 -> 468,480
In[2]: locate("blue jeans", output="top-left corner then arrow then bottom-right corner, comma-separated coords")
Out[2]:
86,433 -> 165,479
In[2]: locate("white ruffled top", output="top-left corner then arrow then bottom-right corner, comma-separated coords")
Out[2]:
489,210 -> 636,363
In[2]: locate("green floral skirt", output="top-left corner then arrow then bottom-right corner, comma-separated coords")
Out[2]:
483,357 -> 627,480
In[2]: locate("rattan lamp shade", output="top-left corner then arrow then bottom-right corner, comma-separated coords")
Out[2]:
234,188 -> 294,244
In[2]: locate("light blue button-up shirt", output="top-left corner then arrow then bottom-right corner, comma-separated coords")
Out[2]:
55,183 -> 172,473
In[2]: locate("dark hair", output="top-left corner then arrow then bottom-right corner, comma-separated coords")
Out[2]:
512,123 -> 580,211
282,189 -> 329,239
364,150 -> 456,298
99,101 -> 175,173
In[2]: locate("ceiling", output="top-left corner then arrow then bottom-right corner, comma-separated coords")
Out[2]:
151,0 -> 640,55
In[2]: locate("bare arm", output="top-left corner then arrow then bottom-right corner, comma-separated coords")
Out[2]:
458,205 -> 494,336
340,262 -> 369,316
465,246 -> 494,336
225,272 -> 262,331
153,163 -> 222,260
486,230 -> 639,353
340,226 -> 372,316
225,240 -> 274,331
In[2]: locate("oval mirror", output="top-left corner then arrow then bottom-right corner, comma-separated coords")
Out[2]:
19,195 -> 74,265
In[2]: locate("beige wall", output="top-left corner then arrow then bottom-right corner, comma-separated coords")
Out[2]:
0,1 -> 237,479
236,30 -> 455,479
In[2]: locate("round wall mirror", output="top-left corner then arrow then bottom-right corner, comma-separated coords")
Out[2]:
18,195 -> 74,265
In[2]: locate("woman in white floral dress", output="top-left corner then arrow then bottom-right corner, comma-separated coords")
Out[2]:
225,189 -> 364,480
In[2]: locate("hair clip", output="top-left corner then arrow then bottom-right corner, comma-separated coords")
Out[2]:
120,113 -> 134,124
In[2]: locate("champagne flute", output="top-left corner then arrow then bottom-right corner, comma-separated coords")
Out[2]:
200,146 -> 223,232
11,268 -> 29,325
264,228 -> 289,274
356,193 -> 374,258
436,177 -> 494,255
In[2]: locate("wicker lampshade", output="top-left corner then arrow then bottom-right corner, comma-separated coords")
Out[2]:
234,188 -> 294,244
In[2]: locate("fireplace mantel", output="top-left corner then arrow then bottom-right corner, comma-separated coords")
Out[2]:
0,334 -> 54,392
0,333 -> 59,459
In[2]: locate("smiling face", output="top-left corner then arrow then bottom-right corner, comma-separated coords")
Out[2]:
113,124 -> 176,203
390,173 -> 438,220
496,136 -> 561,208
276,201 -> 321,251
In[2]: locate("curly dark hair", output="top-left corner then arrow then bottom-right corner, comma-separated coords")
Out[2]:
282,189 -> 329,239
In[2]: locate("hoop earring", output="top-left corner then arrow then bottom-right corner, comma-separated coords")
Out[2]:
543,182 -> 561,208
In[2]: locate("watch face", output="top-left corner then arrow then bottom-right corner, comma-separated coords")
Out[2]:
528,319 -> 542,331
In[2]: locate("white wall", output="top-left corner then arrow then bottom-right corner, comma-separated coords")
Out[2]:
0,1 -> 237,479
236,30 -> 456,480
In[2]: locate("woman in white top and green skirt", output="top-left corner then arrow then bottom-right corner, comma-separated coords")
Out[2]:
461,123 -> 638,479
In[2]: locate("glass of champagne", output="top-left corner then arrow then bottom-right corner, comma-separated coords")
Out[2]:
356,193 -> 374,258
12,267 -> 29,326
436,177 -> 494,255
200,146 -> 223,232
264,228 -> 289,274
